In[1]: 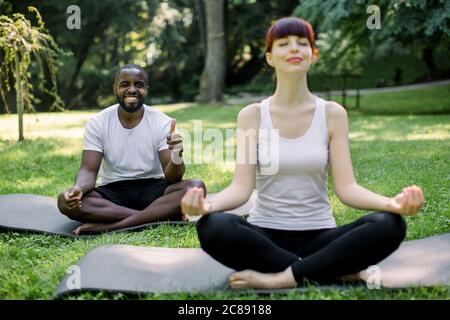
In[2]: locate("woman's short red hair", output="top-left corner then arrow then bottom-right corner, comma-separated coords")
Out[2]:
265,17 -> 318,57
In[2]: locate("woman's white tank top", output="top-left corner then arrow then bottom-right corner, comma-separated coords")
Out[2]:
247,96 -> 337,230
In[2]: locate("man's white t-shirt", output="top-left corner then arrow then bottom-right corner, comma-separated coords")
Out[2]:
83,104 -> 172,186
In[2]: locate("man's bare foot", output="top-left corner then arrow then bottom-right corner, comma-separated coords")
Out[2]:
73,223 -> 112,235
229,267 -> 297,290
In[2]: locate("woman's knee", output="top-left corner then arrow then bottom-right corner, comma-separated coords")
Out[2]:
196,212 -> 239,247
369,212 -> 407,243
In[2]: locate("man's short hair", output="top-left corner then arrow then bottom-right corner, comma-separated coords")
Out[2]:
114,64 -> 149,85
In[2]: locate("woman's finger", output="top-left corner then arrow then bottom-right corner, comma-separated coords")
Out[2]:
181,189 -> 194,214
399,189 -> 407,213
410,187 -> 419,213
197,190 -> 206,214
405,188 -> 415,215
401,188 -> 410,215
192,188 -> 201,214
412,186 -> 422,210
187,188 -> 199,215
229,280 -> 247,289
419,187 -> 425,204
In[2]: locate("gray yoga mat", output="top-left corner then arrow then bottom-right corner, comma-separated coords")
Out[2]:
0,192 -> 256,237
56,233 -> 450,297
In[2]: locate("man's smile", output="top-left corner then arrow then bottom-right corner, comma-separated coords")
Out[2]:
124,96 -> 139,104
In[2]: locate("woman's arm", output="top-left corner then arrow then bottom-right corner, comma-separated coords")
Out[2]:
327,101 -> 424,215
181,104 -> 260,215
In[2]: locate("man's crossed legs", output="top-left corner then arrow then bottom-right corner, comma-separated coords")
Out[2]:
58,178 -> 206,235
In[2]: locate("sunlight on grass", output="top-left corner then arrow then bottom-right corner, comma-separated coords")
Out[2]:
47,140 -> 83,157
404,131 -> 450,140
154,102 -> 195,113
0,111 -> 94,140
20,177 -> 53,189
1,148 -> 27,161
349,116 -> 450,141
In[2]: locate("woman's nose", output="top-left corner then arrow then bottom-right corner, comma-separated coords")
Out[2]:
289,41 -> 300,52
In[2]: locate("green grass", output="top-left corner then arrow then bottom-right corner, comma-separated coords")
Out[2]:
0,92 -> 449,299
331,84 -> 450,115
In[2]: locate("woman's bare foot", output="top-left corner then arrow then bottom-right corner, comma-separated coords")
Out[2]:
334,272 -> 362,283
73,222 -> 112,235
229,267 -> 297,290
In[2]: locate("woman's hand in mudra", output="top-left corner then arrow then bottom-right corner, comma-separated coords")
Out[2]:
387,185 -> 425,216
181,187 -> 211,216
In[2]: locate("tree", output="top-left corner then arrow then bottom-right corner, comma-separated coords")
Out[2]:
293,0 -> 450,77
0,6 -> 66,141
196,0 -> 226,103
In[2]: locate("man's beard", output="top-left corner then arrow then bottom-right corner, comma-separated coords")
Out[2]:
116,94 -> 145,113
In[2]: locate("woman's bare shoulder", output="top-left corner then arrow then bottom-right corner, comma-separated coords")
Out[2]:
237,103 -> 262,129
323,100 -> 347,119
239,103 -> 261,117
322,100 -> 349,137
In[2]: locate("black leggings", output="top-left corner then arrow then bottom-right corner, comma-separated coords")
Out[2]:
196,212 -> 406,285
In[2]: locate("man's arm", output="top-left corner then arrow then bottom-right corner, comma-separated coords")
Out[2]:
75,150 -> 103,194
158,119 -> 184,184
58,150 -> 102,212
159,149 -> 185,185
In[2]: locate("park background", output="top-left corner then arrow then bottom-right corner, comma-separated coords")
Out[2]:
0,0 -> 449,299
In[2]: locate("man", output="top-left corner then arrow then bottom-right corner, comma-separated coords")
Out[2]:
57,64 -> 206,235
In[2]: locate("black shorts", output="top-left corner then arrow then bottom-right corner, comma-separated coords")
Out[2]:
94,178 -> 167,210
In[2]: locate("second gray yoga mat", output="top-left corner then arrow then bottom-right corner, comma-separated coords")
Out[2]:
0,192 -> 256,237
56,233 -> 450,297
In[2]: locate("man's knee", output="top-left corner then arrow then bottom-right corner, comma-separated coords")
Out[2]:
58,203 -> 83,221
164,179 -> 207,196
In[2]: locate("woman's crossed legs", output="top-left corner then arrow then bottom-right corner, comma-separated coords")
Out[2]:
197,211 -> 406,289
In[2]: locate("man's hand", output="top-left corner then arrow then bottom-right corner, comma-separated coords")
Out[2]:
58,185 -> 83,211
167,119 -> 183,164
387,185 -> 425,216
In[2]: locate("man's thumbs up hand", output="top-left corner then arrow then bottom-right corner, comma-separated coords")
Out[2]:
170,119 -> 176,134
166,118 -> 183,164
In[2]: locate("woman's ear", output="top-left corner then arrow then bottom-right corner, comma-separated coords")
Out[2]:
266,52 -> 274,67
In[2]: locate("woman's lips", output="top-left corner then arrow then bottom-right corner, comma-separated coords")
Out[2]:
286,57 -> 303,63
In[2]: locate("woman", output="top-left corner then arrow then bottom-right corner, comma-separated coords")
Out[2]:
181,17 -> 424,289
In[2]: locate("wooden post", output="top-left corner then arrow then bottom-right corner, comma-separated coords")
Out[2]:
15,52 -> 24,141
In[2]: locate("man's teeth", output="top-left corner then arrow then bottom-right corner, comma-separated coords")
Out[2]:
125,97 -> 138,102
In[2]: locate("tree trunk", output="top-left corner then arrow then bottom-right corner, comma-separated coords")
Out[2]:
196,0 -> 226,103
422,46 -> 437,78
14,53 -> 24,141
195,0 -> 207,58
